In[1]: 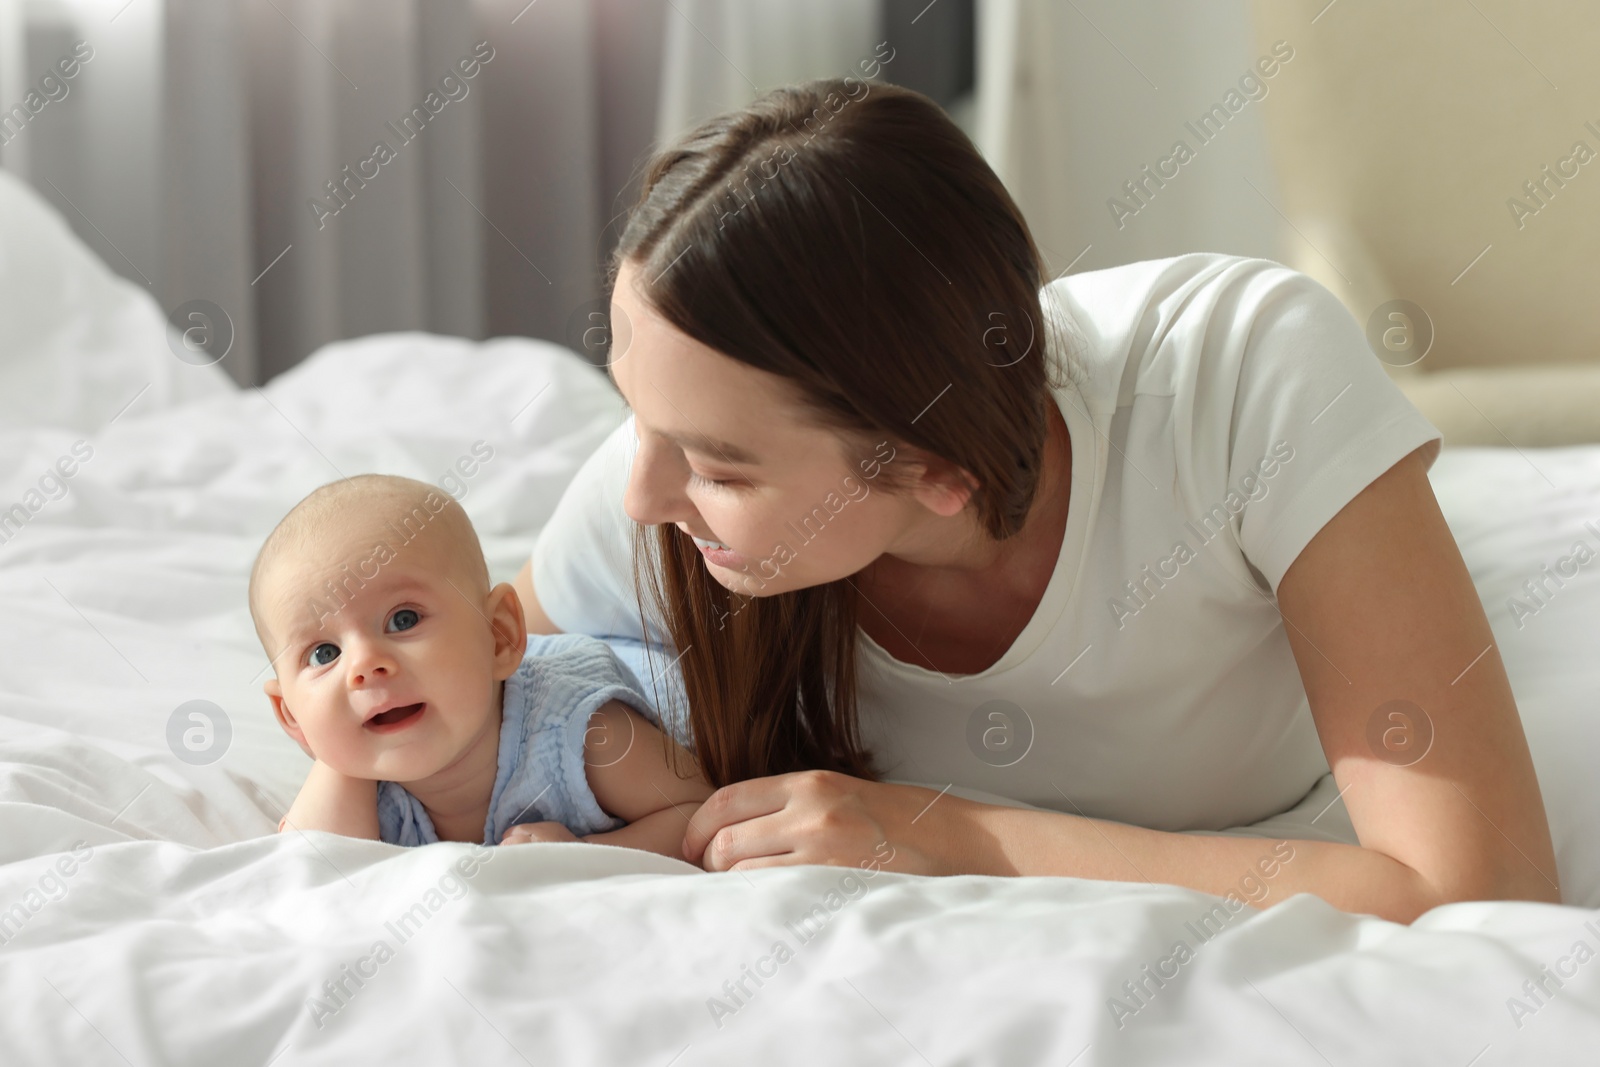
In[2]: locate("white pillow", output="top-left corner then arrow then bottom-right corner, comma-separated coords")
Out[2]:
1430,446 -> 1600,907
0,169 -> 234,431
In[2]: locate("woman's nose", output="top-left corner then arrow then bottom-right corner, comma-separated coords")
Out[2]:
623,438 -> 694,527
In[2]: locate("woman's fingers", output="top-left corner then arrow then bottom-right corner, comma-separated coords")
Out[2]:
681,775 -> 796,866
687,772 -> 943,874
715,852 -> 803,873
697,810 -> 798,872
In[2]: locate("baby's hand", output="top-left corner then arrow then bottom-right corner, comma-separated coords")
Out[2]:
500,821 -> 579,846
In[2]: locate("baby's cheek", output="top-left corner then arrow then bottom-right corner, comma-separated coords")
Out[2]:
319,723 -> 380,775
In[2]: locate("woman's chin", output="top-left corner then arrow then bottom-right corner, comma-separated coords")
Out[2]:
709,566 -> 776,597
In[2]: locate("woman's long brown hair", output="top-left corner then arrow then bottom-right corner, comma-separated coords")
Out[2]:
610,77 -> 1076,789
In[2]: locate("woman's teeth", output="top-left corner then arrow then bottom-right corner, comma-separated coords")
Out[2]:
691,535 -> 732,551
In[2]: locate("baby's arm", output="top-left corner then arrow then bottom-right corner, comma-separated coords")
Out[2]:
277,759 -> 380,840
576,699 -> 714,860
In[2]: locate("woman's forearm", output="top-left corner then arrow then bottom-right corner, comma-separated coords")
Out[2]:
937,797 -> 1453,923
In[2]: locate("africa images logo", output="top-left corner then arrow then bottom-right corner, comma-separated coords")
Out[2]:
1106,40 -> 1294,230
1107,441 -> 1294,630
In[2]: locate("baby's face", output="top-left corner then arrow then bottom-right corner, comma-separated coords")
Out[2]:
258,525 -> 517,783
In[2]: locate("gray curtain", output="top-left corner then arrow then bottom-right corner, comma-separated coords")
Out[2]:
2,0 -> 673,385
0,0 -> 1002,385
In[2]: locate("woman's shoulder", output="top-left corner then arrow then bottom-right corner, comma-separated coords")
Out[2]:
1041,250 -> 1299,308
1044,251 -> 1441,598
1039,252 -> 1352,408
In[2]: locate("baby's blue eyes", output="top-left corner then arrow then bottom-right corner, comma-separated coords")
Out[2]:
304,609 -> 421,668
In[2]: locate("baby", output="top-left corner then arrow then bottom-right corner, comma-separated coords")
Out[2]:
248,473 -> 711,857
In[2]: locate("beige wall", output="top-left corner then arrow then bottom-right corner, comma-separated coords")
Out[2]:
1251,1 -> 1600,444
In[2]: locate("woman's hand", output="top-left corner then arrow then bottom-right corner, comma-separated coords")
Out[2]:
500,821 -> 579,845
681,770 -> 967,874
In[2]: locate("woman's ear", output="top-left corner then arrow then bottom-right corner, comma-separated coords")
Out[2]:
486,582 -> 529,679
263,678 -> 313,758
904,449 -> 978,518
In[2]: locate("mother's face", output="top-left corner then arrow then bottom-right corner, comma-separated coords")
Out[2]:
606,260 -> 912,598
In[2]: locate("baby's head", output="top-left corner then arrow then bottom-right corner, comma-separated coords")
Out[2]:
249,474 -> 526,783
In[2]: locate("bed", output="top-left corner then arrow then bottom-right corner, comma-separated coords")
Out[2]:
2,171 -> 1598,1064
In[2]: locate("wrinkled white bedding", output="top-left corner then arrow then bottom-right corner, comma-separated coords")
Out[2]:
2,168 -> 1599,1064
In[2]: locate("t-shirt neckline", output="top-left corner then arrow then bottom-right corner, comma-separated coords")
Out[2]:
858,383 -> 1094,682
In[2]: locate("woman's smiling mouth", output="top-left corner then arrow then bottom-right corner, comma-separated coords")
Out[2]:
679,525 -> 743,566
693,539 -> 743,566
365,702 -> 426,732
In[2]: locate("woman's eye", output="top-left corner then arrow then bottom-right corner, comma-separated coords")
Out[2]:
387,608 -> 420,632
688,470 -> 735,489
308,643 -> 340,667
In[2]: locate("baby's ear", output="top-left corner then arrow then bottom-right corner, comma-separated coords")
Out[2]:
264,678 -> 312,757
487,582 -> 528,677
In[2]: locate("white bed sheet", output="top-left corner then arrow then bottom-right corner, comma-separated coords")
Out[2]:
2,170 -> 1599,1063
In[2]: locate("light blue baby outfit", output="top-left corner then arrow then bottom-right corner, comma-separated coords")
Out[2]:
376,633 -> 661,847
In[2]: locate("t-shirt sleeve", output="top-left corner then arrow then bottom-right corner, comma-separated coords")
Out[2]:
1221,265 -> 1443,595
529,414 -> 665,642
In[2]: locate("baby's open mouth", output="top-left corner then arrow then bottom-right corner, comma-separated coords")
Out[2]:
366,702 -> 425,730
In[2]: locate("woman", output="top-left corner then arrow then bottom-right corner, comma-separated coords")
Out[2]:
512,78 -> 1559,922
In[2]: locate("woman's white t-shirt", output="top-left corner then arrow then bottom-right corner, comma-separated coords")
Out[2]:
530,253 -> 1443,837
